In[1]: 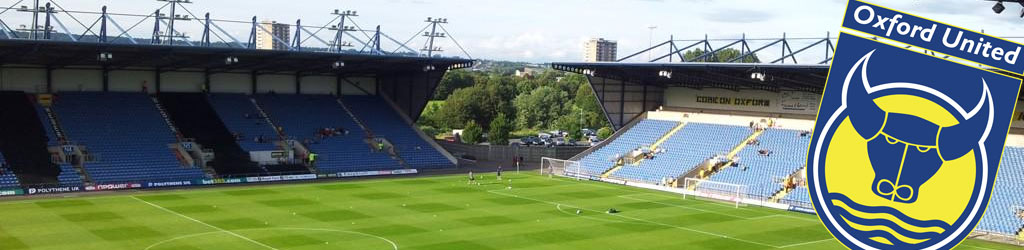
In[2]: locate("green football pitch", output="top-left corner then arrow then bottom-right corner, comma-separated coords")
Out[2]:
0,173 -> 1019,250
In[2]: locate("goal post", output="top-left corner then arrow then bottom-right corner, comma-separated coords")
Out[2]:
540,157 -> 584,180
682,178 -> 748,208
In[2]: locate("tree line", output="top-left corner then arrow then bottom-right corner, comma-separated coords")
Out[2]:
418,69 -> 611,145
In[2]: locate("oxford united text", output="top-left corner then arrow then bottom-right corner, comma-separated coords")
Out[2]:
851,4 -> 1022,65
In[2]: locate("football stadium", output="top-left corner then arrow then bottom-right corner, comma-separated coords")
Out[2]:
0,0 -> 1022,249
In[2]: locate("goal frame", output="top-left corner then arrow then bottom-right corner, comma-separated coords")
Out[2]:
682,177 -> 747,208
539,157 -> 584,180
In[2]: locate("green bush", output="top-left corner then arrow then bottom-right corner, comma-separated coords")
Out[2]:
488,113 -> 512,145
596,127 -> 614,140
461,121 -> 483,144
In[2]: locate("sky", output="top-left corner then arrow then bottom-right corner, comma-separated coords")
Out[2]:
4,0 -> 1024,63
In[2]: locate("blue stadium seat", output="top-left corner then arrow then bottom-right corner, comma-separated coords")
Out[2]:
208,94 -> 280,151
613,122 -> 752,183
710,128 -> 810,199
57,164 -> 82,186
52,92 -> 206,184
255,94 -> 401,173
342,95 -> 454,169
35,105 -> 59,147
976,146 -> 1024,235
578,120 -> 679,176
0,152 -> 21,188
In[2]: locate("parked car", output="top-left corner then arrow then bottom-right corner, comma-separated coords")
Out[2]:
538,133 -> 552,140
542,138 -> 555,147
549,130 -> 568,137
581,128 -> 596,137
553,137 -> 567,146
521,136 -> 541,145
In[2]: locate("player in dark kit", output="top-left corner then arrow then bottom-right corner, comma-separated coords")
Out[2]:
496,165 -> 503,181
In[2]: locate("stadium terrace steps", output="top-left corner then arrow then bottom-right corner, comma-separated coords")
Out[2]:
254,94 -> 401,173
335,98 -> 373,137
52,92 -> 207,184
726,130 -> 763,160
600,121 -> 686,179
569,113 -> 646,162
611,122 -> 754,183
0,153 -> 21,188
581,113 -> 1023,238
977,146 -> 1024,235
0,91 -> 61,186
708,128 -> 810,199
769,166 -> 806,203
158,93 -> 288,176
341,95 -> 455,169
578,119 -> 680,177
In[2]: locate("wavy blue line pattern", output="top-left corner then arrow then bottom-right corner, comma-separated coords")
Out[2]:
833,205 -> 942,240
827,193 -> 952,229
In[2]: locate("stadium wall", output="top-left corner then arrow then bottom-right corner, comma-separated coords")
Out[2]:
0,66 -> 378,95
663,87 -> 820,117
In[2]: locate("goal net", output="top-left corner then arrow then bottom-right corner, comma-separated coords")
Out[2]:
540,157 -> 586,180
682,177 -> 747,208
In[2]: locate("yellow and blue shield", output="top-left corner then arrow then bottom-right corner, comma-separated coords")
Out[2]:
809,1 -> 1023,249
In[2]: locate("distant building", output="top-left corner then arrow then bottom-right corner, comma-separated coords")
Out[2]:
515,67 -> 543,78
256,20 -> 291,50
584,38 -> 617,62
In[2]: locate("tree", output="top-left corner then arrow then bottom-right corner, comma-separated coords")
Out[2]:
417,100 -> 447,130
436,78 -> 515,130
488,113 -> 512,145
573,83 -> 609,129
434,70 -> 477,100
683,48 -> 760,63
596,127 -> 614,140
555,107 -> 584,141
461,120 -> 483,144
514,86 -> 569,130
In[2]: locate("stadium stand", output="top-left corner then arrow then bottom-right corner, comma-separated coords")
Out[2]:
158,93 -> 305,176
52,92 -> 206,184
34,104 -> 59,147
56,164 -> 82,187
254,94 -> 400,173
578,119 -> 679,176
782,186 -> 812,205
208,94 -> 281,151
612,123 -> 752,183
710,128 -> 811,199
0,153 -> 20,188
342,95 -> 454,169
0,91 -> 61,186
977,146 -> 1024,235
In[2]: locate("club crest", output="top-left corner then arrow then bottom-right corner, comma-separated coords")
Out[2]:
809,2 -> 1024,249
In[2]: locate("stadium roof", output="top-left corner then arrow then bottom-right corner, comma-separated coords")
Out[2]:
552,62 -> 830,93
0,39 -> 474,76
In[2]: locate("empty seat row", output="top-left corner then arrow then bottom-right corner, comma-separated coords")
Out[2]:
0,153 -> 20,188
710,129 -> 810,199
578,120 -> 680,176
52,92 -> 206,184
208,94 -> 281,151
342,96 -> 453,169
255,94 -> 400,173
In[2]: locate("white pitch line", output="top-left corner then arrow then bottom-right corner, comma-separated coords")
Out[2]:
776,238 -> 835,248
616,195 -> 749,219
486,189 -> 781,248
131,196 -> 280,250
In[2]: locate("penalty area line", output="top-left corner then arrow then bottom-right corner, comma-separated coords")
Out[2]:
485,189 -> 782,248
130,196 -> 280,250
